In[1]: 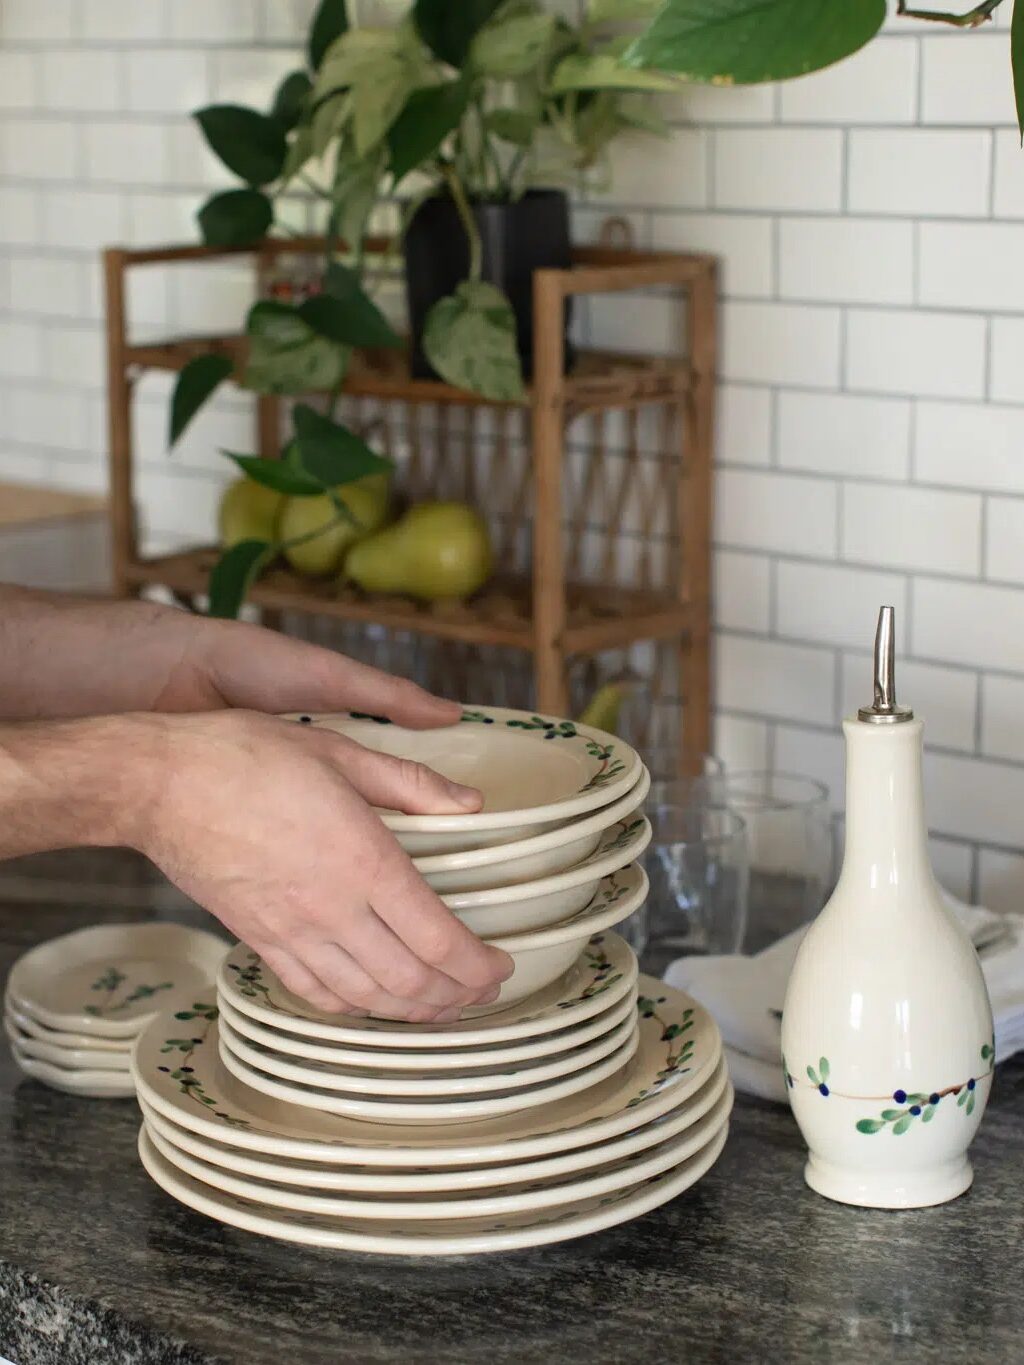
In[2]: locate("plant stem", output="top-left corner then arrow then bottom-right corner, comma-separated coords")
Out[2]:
442,163 -> 482,282
896,0 -> 1002,23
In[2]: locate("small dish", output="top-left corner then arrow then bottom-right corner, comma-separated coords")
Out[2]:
4,1015 -> 132,1072
416,768 -> 651,892
445,816 -> 651,936
3,997 -> 133,1052
6,922 -> 227,1038
217,1021 -> 640,1125
285,707 -> 641,855
11,1046 -> 136,1098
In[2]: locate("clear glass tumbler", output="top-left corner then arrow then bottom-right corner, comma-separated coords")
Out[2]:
642,804 -> 749,973
692,771 -> 834,952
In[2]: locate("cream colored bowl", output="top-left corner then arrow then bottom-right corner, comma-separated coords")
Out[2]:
446,817 -> 651,937
417,768 -> 650,893
283,707 -> 642,856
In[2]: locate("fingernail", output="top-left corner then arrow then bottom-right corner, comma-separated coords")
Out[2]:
447,780 -> 482,812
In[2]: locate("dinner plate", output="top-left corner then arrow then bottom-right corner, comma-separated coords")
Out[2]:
138,1120 -> 728,1255
132,976 -> 720,1165
286,707 -> 641,853
11,1046 -> 136,1097
137,1060 -> 730,1195
4,1014 -> 132,1072
217,1005 -> 637,1097
220,930 -> 637,1048
218,1021 -> 640,1124
143,1085 -> 732,1222
7,923 -> 227,1038
3,997 -> 134,1051
417,768 -> 650,893
216,987 -> 637,1072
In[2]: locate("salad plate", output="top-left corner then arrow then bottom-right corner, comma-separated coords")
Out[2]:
136,1057 -> 730,1195
3,997 -> 133,1051
216,1005 -> 636,1097
132,976 -> 720,1166
216,987 -> 637,1072
11,1046 -> 136,1097
217,1019 -> 640,1124
285,707 -> 641,853
142,1084 -> 732,1222
4,1015 -> 132,1072
220,931 -> 637,1048
6,922 -> 227,1038
137,1120 -> 728,1255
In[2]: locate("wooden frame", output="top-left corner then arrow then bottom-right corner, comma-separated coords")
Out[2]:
103,237 -> 715,770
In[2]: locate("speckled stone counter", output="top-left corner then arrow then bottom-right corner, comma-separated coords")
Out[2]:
1,853 -> 1023,1365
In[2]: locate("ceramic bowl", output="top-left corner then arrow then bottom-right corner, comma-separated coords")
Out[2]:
417,768 -> 650,893
283,707 -> 641,855
446,817 -> 651,937
476,864 -> 648,1006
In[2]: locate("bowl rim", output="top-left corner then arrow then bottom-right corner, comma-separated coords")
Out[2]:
484,866 -> 648,951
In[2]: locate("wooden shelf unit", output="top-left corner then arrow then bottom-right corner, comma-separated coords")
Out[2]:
104,236 -> 716,768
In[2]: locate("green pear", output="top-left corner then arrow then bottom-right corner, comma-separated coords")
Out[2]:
280,477 -> 390,577
218,478 -> 285,549
344,501 -> 493,602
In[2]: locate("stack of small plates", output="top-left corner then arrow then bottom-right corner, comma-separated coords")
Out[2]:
3,923 -> 227,1098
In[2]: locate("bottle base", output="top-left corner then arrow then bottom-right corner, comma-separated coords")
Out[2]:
804,1154 -> 974,1208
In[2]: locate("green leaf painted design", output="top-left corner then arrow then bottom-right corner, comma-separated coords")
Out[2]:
818,1057 -> 830,1082
855,1118 -> 885,1135
892,1115 -> 913,1136
157,1003 -> 249,1127
83,970 -> 174,1018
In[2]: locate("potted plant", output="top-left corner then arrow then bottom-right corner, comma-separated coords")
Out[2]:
169,0 -> 680,616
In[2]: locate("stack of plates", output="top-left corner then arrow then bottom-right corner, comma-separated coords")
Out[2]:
130,707 -> 730,1252
3,923 -> 227,1098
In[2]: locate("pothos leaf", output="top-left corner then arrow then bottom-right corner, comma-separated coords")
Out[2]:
423,280 -> 525,402
623,0 -> 886,86
223,453 -> 325,496
388,78 -> 473,183
193,105 -> 287,187
208,539 -> 273,619
270,70 -> 313,132
169,353 -> 234,447
292,404 -> 393,486
484,107 -> 539,146
469,12 -> 556,79
298,263 -> 402,348
588,0 -> 661,18
197,189 -> 272,247
550,52 -> 681,93
243,301 -> 348,394
1013,0 -> 1024,142
413,0 -> 505,68
309,0 -> 349,71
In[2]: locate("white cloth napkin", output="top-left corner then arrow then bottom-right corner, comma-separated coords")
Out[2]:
665,893 -> 1024,1103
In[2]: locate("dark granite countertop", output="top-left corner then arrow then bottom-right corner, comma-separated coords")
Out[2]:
1,851 -> 1022,1365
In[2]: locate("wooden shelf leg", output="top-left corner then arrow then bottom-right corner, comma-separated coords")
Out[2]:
532,270 -> 569,715
679,263 -> 717,773
104,248 -> 137,598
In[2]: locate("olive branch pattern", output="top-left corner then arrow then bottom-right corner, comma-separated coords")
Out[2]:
156,1001 -> 250,1128
626,997 -> 695,1107
787,1040 -> 995,1135
84,966 -> 174,1017
559,936 -> 624,1007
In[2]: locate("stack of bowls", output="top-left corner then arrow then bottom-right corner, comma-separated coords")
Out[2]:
132,706 -> 732,1254
3,923 -> 227,1098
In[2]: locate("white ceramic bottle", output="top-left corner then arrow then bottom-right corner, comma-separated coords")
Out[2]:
781,607 -> 994,1208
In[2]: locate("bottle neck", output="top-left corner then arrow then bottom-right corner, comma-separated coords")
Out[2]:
839,717 -> 936,897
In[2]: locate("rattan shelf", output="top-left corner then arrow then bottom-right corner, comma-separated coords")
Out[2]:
104,235 -> 715,767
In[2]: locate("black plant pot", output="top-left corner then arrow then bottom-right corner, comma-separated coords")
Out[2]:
404,188 -> 574,382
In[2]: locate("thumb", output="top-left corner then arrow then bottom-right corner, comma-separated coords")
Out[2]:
324,736 -> 482,815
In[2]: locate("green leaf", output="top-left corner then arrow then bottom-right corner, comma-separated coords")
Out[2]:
224,453 -> 325,496
550,51 -> 681,93
818,1057 -> 829,1082
470,12 -> 556,78
313,28 -> 404,103
331,142 -> 383,246
414,0 -> 504,67
981,1042 -> 995,1061
892,1116 -> 913,1135
169,353 -> 233,447
623,0 -> 886,85
423,280 -> 525,402
194,105 -> 286,187
298,263 -> 402,348
805,1065 -> 817,1084
309,0 -> 349,71
208,539 -> 273,619
243,300 -> 348,394
922,1105 -> 936,1123
957,1088 -> 968,1107
292,404 -> 392,487
350,58 -> 416,157
280,126 -> 313,188
197,189 -> 272,247
484,107 -> 539,146
388,78 -> 473,183
270,71 -> 313,132
966,1092 -> 976,1115
589,0 -> 661,19
880,1109 -> 905,1121
855,1118 -> 884,1134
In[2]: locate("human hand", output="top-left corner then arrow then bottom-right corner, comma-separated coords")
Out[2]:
136,710 -> 513,1021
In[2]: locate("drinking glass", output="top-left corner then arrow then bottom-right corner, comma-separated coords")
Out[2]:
692,771 -> 833,952
642,804 -> 749,974
642,746 -> 725,811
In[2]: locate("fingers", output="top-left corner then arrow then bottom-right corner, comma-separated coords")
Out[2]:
303,942 -> 465,1024
257,944 -> 360,1015
340,906 -> 501,1011
320,734 -> 481,815
370,854 -> 515,993
205,625 -> 462,730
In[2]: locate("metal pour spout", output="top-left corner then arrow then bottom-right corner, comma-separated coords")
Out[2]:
857,606 -> 914,724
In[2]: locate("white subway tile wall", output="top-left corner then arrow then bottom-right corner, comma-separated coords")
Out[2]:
2,10 -> 1024,903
